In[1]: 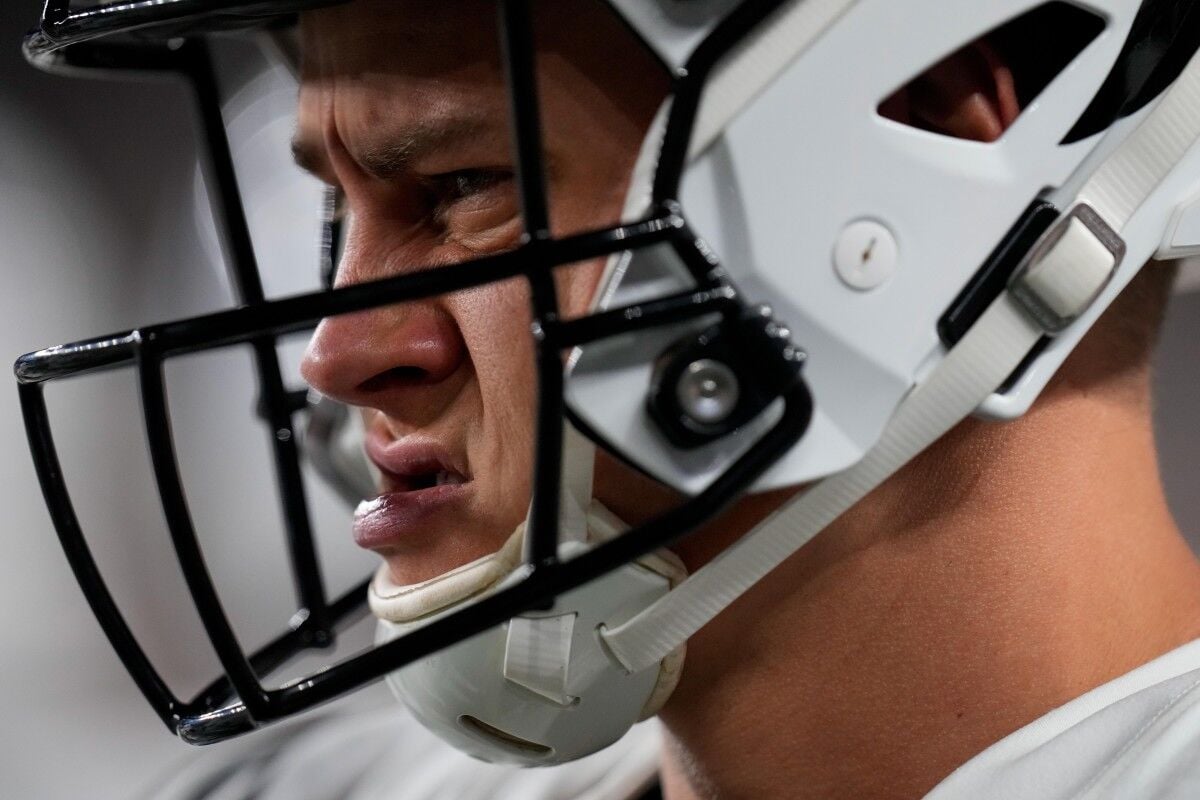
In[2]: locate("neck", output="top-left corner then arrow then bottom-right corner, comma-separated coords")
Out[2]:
658,375 -> 1200,800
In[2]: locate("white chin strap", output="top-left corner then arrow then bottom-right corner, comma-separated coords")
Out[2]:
370,426 -> 687,766
598,50 -> 1200,675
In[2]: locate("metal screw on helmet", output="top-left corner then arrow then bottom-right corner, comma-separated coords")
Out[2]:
676,359 -> 740,426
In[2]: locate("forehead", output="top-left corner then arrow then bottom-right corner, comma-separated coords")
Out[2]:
295,1 -> 515,172
292,0 -> 668,175
300,0 -> 504,81
297,0 -> 658,95
297,0 -> 509,121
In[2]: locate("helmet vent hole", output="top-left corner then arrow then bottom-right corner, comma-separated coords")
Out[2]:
878,1 -> 1105,142
458,715 -> 555,758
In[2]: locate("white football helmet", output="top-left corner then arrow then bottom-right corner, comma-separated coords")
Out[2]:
14,0 -> 1200,765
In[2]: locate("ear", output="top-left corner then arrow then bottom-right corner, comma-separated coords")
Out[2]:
879,39 -> 1021,142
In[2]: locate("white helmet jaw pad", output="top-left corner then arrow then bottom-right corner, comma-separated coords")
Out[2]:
371,505 -> 687,766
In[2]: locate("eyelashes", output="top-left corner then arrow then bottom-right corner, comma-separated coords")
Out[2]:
421,169 -> 520,245
421,168 -> 516,227
423,168 -> 514,204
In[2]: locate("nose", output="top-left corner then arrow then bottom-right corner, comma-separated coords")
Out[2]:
301,302 -> 468,423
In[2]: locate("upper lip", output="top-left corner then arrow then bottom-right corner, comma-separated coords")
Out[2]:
364,433 -> 470,493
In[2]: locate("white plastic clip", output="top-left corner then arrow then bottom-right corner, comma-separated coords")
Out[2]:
504,613 -> 578,706
1007,203 -> 1124,334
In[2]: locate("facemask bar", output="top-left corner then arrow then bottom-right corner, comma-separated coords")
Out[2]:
17,0 -> 813,744
27,0 -> 341,65
187,35 -> 334,647
501,0 -> 565,571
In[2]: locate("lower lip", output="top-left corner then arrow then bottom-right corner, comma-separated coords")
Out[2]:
353,485 -> 469,550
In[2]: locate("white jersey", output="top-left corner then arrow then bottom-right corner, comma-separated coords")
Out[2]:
929,637 -> 1200,799
155,638 -> 1200,800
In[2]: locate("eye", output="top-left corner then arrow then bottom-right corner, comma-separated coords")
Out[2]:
424,168 -> 514,208
420,168 -> 519,244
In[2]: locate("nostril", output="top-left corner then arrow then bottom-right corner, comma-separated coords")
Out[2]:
357,365 -> 431,394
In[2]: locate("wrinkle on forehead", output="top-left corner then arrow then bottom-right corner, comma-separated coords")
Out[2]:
300,0 -> 502,81
296,1 -> 512,173
293,0 -> 669,194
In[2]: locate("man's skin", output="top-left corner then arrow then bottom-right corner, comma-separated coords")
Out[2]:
294,2 -> 1200,797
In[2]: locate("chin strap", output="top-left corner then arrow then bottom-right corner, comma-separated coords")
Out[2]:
600,48 -> 1200,675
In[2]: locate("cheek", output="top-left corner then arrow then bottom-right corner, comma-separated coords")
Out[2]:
450,255 -> 606,398
448,280 -> 538,521
450,279 -> 538,429
444,259 -> 605,503
554,258 -> 608,320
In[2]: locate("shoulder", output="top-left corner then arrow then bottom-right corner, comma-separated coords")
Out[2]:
928,638 -> 1200,800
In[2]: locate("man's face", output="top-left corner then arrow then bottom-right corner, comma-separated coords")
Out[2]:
296,0 -> 668,585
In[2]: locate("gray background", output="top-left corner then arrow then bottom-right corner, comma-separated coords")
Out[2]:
0,6 -> 379,798
0,4 -> 1197,799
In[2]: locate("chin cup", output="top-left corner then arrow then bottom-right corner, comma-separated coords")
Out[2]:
371,512 -> 687,766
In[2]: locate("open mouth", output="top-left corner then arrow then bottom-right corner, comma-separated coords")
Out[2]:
364,434 -> 473,497
386,467 -> 470,492
354,443 -> 474,552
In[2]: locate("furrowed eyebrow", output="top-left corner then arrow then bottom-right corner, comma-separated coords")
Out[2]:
356,117 -> 494,179
290,116 -> 496,183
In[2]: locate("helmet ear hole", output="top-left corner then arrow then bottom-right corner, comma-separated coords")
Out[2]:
457,715 -> 556,760
878,1 -> 1105,141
